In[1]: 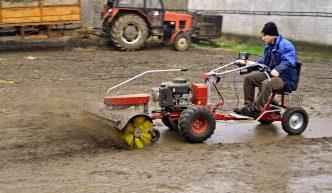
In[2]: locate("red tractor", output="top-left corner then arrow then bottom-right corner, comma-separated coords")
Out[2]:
101,0 -> 193,51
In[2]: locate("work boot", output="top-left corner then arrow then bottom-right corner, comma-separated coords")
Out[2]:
239,104 -> 261,118
233,107 -> 243,115
233,105 -> 251,115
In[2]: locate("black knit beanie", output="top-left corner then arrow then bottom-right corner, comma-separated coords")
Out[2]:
261,22 -> 279,36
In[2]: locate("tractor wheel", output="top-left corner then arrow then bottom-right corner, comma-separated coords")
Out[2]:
282,107 -> 309,135
173,33 -> 191,51
179,106 -> 216,143
162,117 -> 179,131
110,14 -> 148,51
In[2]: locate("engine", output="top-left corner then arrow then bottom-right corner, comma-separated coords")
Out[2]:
157,78 -> 192,109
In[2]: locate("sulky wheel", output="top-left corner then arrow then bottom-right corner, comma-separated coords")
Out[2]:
122,116 -> 159,149
282,107 -> 309,135
173,32 -> 191,51
162,117 -> 179,132
178,106 -> 216,143
110,14 -> 148,51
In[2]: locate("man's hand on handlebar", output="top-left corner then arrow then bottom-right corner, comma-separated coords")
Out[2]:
271,69 -> 280,77
236,60 -> 255,66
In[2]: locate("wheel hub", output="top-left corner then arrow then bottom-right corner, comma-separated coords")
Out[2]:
191,116 -> 208,134
177,38 -> 188,49
123,25 -> 139,42
133,127 -> 142,138
289,113 -> 304,130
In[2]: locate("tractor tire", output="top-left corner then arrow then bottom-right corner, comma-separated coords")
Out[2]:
110,14 -> 148,51
179,106 -> 216,143
282,107 -> 309,135
173,33 -> 191,51
162,117 -> 179,131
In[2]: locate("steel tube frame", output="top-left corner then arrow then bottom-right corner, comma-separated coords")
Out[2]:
106,69 -> 187,95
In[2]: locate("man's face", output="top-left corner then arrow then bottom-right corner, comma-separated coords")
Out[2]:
261,34 -> 276,44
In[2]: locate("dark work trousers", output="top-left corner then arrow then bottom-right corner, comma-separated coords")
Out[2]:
243,71 -> 285,109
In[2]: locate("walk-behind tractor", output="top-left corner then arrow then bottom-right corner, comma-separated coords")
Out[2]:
87,53 -> 309,149
101,0 -> 193,51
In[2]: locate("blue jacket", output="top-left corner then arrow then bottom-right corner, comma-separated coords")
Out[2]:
258,35 -> 299,92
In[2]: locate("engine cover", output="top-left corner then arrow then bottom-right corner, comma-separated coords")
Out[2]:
158,78 -> 191,107
159,86 -> 173,107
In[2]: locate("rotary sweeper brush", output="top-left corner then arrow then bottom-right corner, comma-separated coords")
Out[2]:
86,53 -> 308,150
85,69 -> 188,149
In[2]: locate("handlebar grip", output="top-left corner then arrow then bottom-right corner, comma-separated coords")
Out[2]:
181,69 -> 189,72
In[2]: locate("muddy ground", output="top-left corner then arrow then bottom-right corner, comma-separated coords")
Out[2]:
0,44 -> 331,192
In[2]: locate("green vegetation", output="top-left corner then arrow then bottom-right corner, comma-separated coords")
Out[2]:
197,38 -> 264,56
196,37 -> 332,63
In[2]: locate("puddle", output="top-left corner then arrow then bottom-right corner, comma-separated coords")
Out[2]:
156,118 -> 332,144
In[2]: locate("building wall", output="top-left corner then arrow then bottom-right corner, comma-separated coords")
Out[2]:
189,0 -> 332,45
163,0 -> 188,10
81,0 -> 103,27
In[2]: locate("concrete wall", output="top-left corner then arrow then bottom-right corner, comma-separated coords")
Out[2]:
163,0 -> 188,10
189,0 -> 332,45
81,0 -> 103,27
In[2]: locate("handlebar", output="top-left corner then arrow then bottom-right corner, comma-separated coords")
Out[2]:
106,68 -> 188,95
252,62 -> 271,73
207,61 -> 272,79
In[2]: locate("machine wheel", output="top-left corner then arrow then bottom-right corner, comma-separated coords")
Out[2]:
110,14 -> 148,51
122,116 -> 158,149
282,107 -> 309,135
162,117 -> 179,131
179,106 -> 216,143
173,33 -> 191,51
150,128 -> 160,142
